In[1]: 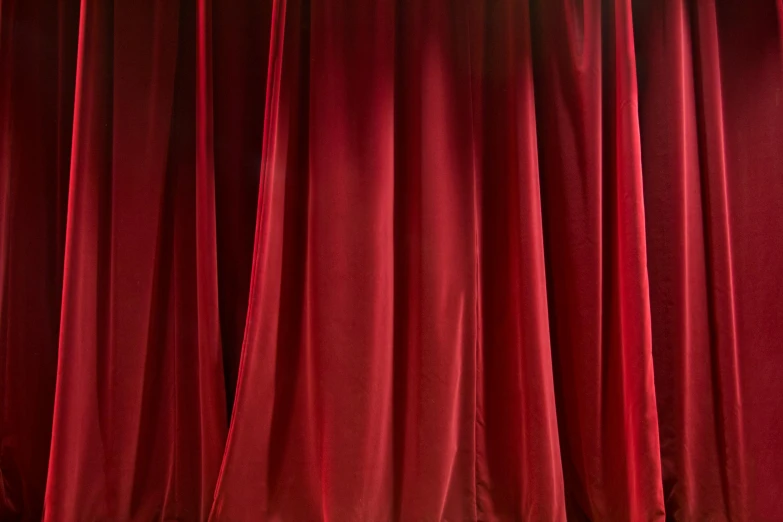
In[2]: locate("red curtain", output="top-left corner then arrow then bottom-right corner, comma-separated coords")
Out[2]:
1,0 -> 782,520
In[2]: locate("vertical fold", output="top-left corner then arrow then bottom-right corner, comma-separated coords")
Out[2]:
391,0 -> 480,519
215,0 -> 485,519
303,1 -> 396,516
634,0 -> 738,518
0,1 -> 79,520
195,1 -> 229,518
214,0 -> 400,518
688,2 -> 748,519
211,0 -> 273,416
390,0 -> 423,518
46,1 -> 226,520
473,0 -> 566,519
685,1 -> 783,518
45,2 -> 115,517
530,0 -> 664,519
209,0 -> 298,517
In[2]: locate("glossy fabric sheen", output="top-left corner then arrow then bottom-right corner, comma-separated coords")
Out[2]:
1,0 -> 782,520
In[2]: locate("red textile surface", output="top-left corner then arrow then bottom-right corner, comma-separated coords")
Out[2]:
1,0 -> 782,520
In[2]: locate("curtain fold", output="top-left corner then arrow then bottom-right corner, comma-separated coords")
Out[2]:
0,1 -> 78,519
635,1 -> 783,519
210,0 -> 272,415
1,0 -> 782,520
529,0 -> 664,518
39,2 -> 227,520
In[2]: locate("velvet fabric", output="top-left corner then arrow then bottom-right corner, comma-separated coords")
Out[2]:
1,0 -> 782,520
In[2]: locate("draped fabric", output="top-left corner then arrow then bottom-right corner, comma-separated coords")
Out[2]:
1,0 -> 782,520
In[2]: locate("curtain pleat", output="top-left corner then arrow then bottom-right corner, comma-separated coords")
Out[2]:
39,2 -> 227,520
636,1 -> 783,519
0,1 -> 78,519
1,0 -> 782,520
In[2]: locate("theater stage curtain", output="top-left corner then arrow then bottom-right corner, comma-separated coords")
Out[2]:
1,0 -> 782,520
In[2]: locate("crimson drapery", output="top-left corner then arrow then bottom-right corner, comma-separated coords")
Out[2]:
1,0 -> 782,520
